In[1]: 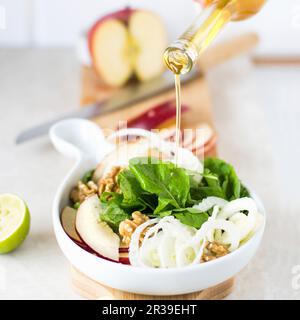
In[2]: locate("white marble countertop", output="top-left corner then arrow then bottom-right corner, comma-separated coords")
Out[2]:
0,48 -> 299,300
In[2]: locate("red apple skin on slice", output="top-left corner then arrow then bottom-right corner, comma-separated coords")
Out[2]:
119,257 -> 130,265
88,7 -> 135,55
76,195 -> 120,261
88,7 -> 134,45
117,101 -> 190,131
129,10 -> 167,82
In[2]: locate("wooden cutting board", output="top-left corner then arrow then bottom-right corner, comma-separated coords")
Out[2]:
81,66 -> 215,133
73,33 -> 258,300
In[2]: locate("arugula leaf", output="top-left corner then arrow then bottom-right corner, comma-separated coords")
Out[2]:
185,173 -> 202,205
100,189 -> 147,214
98,157 -> 248,231
117,169 -> 157,210
240,184 -> 250,198
174,208 -> 209,229
99,169 -> 156,230
157,207 -> 209,229
100,202 -> 131,233
129,157 -> 190,213
118,170 -> 143,203
188,158 -> 249,202
195,185 -> 225,199
100,191 -> 123,204
203,158 -> 241,200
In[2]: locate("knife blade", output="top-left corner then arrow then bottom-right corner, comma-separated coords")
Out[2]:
15,70 -> 201,144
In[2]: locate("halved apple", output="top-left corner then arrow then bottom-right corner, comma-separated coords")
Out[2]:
88,7 -> 167,87
76,195 -> 120,261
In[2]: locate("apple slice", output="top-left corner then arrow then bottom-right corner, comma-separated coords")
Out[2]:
61,206 -> 82,243
129,10 -> 167,82
92,141 -> 169,183
89,18 -> 132,87
93,142 -> 143,182
76,195 -> 120,261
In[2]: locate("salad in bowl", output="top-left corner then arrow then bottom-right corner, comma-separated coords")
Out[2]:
52,119 -> 265,295
62,142 -> 263,268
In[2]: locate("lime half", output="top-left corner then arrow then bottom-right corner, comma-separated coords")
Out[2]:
0,194 -> 30,254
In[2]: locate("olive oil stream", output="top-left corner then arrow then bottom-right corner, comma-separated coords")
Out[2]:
174,74 -> 181,165
166,0 -> 266,164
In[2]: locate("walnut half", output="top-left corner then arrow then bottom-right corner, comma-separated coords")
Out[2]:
70,180 -> 98,204
70,166 -> 123,205
97,166 -> 122,195
119,211 -> 149,246
202,241 -> 229,262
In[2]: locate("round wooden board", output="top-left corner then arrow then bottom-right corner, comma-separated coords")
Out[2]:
71,267 -> 234,300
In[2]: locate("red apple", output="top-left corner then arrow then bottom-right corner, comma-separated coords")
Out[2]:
88,7 -> 167,87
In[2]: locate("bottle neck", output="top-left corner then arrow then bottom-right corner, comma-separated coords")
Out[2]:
164,2 -> 232,74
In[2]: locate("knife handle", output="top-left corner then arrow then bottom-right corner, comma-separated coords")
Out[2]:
197,32 -> 259,72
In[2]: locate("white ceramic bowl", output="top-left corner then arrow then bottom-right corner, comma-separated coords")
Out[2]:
50,119 -> 265,296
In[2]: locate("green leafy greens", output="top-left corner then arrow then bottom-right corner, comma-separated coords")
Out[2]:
117,169 -> 157,211
196,158 -> 250,201
81,169 -> 94,184
129,157 -> 190,213
99,157 -> 249,230
157,207 -> 209,229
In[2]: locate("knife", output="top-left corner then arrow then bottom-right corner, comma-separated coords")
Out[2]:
15,70 -> 201,145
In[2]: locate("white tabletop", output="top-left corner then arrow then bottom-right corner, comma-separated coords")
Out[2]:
0,49 -> 299,299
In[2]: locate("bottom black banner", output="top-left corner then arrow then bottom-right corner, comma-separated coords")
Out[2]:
0,300 -> 295,319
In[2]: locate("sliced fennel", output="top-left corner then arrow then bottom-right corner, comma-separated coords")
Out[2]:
129,216 -> 198,268
129,197 -> 263,268
193,197 -> 228,212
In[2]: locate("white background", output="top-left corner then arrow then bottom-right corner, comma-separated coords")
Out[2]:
0,0 -> 300,55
